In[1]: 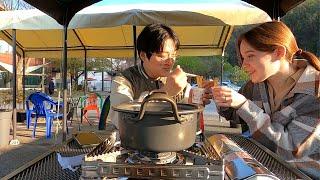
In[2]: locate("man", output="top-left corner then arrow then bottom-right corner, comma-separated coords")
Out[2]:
48,78 -> 55,95
108,23 -> 189,128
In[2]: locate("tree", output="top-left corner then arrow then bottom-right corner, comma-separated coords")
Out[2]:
224,0 -> 319,65
283,0 -> 319,56
48,57 -> 134,91
111,58 -> 135,72
224,25 -> 255,66
50,58 -> 90,90
176,56 -> 240,80
229,65 -> 249,85
221,0 -> 319,85
0,0 -> 33,10
0,0 -> 34,103
176,56 -> 208,76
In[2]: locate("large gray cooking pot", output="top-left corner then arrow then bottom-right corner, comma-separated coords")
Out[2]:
113,92 -> 204,152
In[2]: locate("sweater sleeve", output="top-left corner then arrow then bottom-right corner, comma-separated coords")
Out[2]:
236,96 -> 320,160
218,82 -> 253,130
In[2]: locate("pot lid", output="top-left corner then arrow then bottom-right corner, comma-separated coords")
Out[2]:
113,101 -> 203,115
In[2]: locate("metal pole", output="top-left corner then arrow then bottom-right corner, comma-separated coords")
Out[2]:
110,58 -> 113,92
41,58 -> 46,92
22,51 -> 25,110
272,0 -> 281,20
11,29 -> 18,144
133,25 -> 137,65
62,24 -> 68,142
218,51 -> 225,123
84,51 -> 87,95
102,71 -> 104,92
220,52 -> 224,85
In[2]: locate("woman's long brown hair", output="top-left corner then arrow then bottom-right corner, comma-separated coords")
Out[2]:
236,21 -> 320,71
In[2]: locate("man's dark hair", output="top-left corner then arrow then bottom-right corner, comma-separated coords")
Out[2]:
137,23 -> 180,60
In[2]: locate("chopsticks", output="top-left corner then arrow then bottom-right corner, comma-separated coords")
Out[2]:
185,72 -> 198,77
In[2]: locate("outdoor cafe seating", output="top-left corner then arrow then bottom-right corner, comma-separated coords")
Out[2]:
79,92 -> 102,125
26,92 -> 63,138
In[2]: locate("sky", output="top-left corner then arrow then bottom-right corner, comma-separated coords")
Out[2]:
0,41 -> 11,53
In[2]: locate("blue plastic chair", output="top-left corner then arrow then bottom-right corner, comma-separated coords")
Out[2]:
26,92 -> 54,129
26,94 -> 35,129
28,92 -> 63,138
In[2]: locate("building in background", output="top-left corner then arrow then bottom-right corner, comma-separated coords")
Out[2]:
0,53 -> 51,89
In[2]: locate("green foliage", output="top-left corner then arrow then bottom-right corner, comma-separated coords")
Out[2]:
176,56 -> 209,76
218,0 -> 319,85
49,57 -> 114,73
0,71 -> 9,86
91,58 -> 113,71
223,61 -> 233,73
175,55 -> 248,84
282,0 -> 319,56
225,0 -> 319,66
229,65 -> 249,85
224,25 -> 256,66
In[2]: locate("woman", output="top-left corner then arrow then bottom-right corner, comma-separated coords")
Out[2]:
212,21 -> 320,178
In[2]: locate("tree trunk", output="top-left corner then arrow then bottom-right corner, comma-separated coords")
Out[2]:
16,56 -> 23,105
16,57 -> 31,106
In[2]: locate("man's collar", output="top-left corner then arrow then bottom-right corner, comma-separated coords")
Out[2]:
138,63 -> 161,80
137,63 -> 149,79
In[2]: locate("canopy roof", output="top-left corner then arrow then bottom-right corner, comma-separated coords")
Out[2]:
0,1 -> 271,58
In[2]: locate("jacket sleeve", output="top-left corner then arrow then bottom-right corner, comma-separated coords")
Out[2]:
108,75 -> 134,129
236,94 -> 320,159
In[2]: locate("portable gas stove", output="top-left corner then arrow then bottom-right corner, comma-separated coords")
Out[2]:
82,133 -> 223,179
80,132 -> 298,180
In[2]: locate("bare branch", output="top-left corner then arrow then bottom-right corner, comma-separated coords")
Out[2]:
0,0 -> 33,10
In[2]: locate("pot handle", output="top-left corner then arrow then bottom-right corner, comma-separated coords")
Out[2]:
138,91 -> 181,122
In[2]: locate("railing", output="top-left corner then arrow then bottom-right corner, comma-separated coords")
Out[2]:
0,103 -> 25,110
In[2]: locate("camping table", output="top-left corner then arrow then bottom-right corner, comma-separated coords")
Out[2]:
3,129 -> 309,179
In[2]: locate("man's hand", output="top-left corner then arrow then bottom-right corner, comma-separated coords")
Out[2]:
201,80 -> 217,105
202,87 -> 213,105
161,65 -> 188,96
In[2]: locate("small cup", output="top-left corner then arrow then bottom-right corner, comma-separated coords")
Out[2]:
191,87 -> 205,104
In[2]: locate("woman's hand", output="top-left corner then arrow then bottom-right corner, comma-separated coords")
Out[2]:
212,86 -> 247,109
